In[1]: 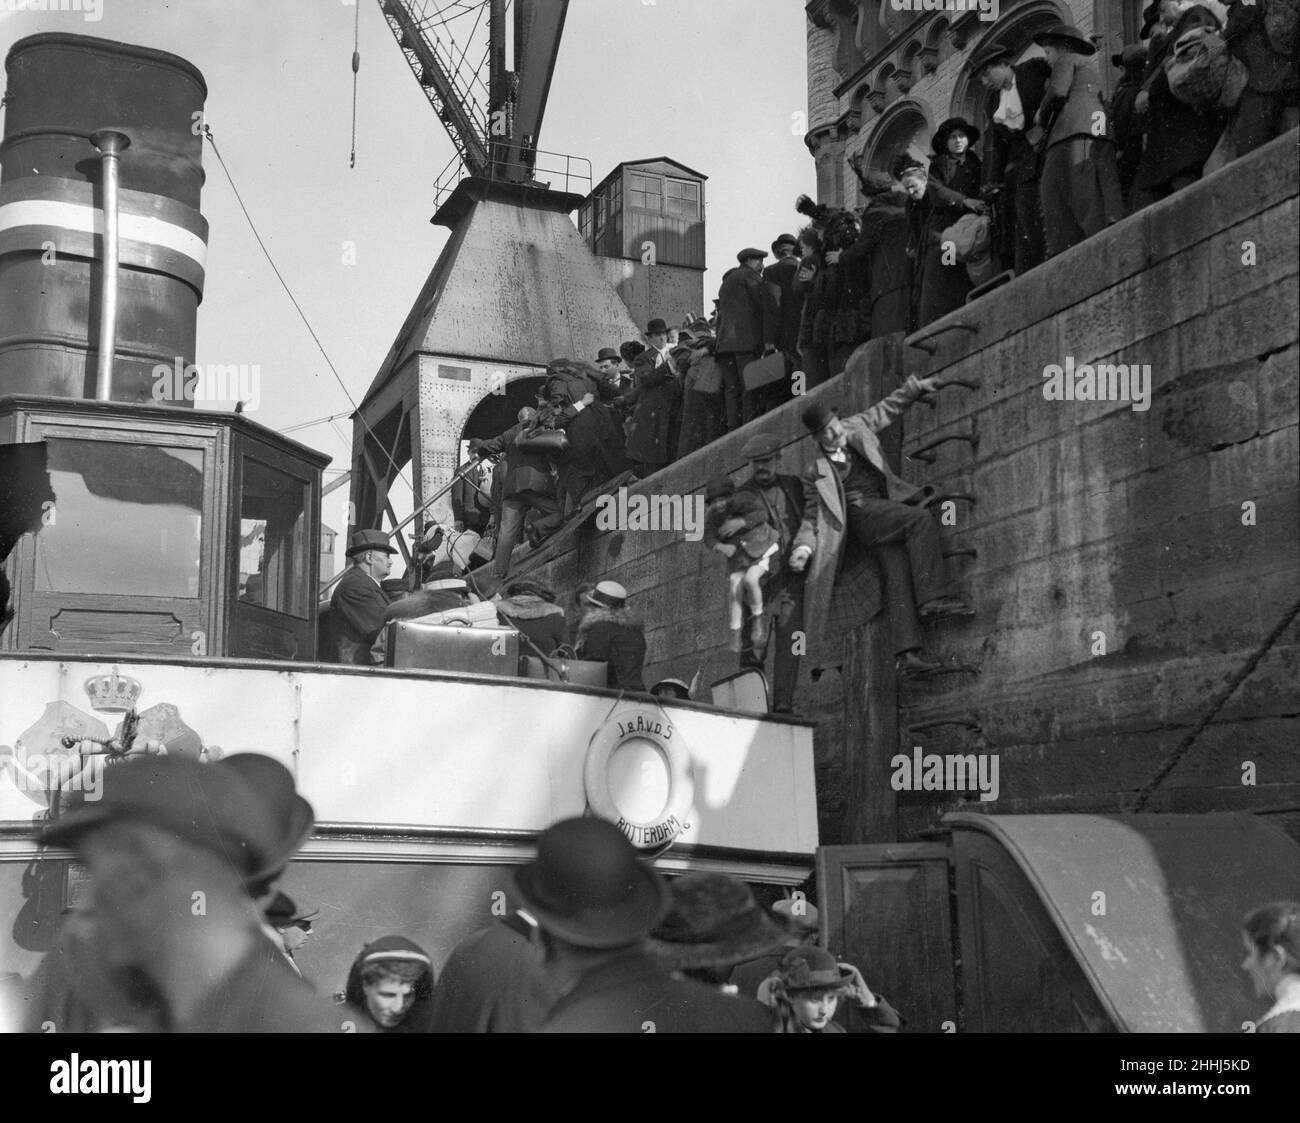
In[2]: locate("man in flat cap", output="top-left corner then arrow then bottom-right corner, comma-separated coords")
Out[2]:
518,818 -> 775,1032
790,384 -> 973,676
331,529 -> 398,665
39,755 -> 346,1032
969,41 -> 1051,275
734,433 -> 807,713
714,248 -> 780,431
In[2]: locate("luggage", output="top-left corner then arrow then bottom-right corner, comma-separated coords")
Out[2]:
385,620 -> 520,676
519,654 -> 609,686
1165,28 -> 1231,107
689,353 -> 723,394
410,600 -> 499,628
741,352 -> 787,391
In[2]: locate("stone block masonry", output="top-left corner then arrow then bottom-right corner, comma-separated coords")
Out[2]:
524,131 -> 1299,845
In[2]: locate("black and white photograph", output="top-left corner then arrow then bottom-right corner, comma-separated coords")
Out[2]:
0,0 -> 1297,1086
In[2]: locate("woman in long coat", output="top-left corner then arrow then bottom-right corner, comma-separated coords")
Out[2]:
893,156 -> 981,330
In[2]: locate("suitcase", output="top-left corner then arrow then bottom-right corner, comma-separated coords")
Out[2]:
741,352 -> 787,391
385,620 -> 520,676
519,654 -> 609,687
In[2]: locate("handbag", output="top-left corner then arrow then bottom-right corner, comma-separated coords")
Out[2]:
515,428 -> 570,457
1165,28 -> 1230,107
741,352 -> 787,391
689,354 -> 723,395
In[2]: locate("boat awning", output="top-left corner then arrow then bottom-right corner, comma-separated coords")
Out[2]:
946,812 -> 1300,1032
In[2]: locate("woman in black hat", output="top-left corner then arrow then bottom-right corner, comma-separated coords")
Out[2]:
891,155 -> 985,330
928,117 -> 983,198
1032,23 -> 1124,257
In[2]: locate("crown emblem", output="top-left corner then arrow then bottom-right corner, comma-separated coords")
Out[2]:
84,669 -> 143,714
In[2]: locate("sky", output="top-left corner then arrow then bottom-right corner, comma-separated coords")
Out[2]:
0,0 -> 811,561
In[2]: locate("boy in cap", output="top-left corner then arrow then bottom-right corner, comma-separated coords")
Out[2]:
708,470 -> 782,653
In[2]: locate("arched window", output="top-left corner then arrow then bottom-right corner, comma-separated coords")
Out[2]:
860,99 -> 932,184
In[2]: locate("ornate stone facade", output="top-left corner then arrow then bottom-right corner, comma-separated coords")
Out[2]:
805,0 -> 1140,206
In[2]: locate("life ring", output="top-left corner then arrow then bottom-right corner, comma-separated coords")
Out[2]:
583,705 -> 694,853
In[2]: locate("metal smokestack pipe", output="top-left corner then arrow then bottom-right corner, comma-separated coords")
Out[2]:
90,129 -> 131,402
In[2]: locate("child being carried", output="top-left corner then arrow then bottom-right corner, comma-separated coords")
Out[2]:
703,475 -> 781,653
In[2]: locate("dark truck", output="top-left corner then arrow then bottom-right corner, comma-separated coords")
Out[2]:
819,812 -> 1300,1032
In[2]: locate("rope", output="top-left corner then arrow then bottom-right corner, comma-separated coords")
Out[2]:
350,0 -> 361,169
1131,596 -> 1300,811
201,123 -> 413,498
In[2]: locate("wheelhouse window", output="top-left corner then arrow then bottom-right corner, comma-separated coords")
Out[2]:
238,457 -> 309,618
34,438 -> 204,598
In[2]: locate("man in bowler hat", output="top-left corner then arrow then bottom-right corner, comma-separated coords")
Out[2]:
331,529 -> 398,665
714,248 -> 780,431
735,433 -> 807,713
790,384 -> 973,676
760,235 -> 803,415
516,817 -> 775,1032
39,755 -> 346,1032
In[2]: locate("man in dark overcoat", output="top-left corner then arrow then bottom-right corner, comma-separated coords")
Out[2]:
789,382 -> 973,675
969,42 -> 1051,274
624,318 -> 682,477
714,248 -> 779,430
516,818 -> 776,1033
836,163 -> 913,338
331,529 -> 398,665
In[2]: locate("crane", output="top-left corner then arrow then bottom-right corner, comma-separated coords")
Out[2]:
376,0 -> 569,188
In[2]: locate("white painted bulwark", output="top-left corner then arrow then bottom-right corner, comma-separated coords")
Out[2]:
0,657 -> 818,858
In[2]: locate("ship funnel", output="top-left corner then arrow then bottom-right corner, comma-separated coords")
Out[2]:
0,34 -> 209,404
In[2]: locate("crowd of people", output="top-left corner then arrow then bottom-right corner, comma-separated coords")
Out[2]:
6,750 -> 1297,1033
325,4 -> 1295,709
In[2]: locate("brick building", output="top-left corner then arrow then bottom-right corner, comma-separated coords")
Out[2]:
804,0 -> 1152,206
